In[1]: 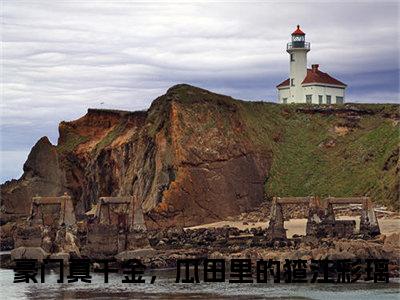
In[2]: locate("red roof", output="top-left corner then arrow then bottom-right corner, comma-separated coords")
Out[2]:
276,65 -> 347,88
276,78 -> 290,88
292,25 -> 305,35
302,66 -> 347,86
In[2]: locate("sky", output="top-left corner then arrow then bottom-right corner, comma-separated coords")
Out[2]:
1,0 -> 399,182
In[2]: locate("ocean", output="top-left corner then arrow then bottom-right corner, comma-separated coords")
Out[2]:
1,267 -> 399,299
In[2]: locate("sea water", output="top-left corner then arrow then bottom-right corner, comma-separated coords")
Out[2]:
1,267 -> 399,300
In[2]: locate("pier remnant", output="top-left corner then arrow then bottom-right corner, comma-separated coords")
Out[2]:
83,195 -> 152,259
12,193 -> 78,261
266,196 -> 380,240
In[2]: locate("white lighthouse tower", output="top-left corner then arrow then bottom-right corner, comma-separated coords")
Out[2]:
287,25 -> 310,102
277,25 -> 347,104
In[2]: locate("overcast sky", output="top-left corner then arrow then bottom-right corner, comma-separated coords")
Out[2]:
1,0 -> 399,182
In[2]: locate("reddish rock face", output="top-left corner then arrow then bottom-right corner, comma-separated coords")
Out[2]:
0,85 -> 270,229
1,84 -> 399,233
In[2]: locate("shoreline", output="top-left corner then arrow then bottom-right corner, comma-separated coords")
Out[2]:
2,216 -> 399,275
187,217 -> 400,238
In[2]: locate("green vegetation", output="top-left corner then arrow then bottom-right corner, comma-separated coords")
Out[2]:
167,85 -> 400,209
152,85 -> 399,209
57,130 -> 89,153
92,122 -> 127,155
237,101 -> 286,151
237,103 -> 399,209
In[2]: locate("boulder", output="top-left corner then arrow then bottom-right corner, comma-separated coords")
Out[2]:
11,247 -> 49,262
13,225 -> 42,248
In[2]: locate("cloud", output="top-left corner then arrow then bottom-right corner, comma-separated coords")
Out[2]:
1,1 -> 399,181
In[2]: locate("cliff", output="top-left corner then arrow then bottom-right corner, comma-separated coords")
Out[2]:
1,84 -> 399,228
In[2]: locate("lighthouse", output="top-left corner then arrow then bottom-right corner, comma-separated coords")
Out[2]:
277,25 -> 347,104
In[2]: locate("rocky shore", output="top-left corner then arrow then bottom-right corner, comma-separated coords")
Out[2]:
2,222 -> 399,278
2,199 -> 399,278
144,227 -> 400,273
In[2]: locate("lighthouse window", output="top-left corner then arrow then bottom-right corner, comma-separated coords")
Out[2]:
293,36 -> 304,42
282,98 -> 288,104
290,54 -> 294,61
318,95 -> 323,104
306,95 -> 312,104
291,79 -> 295,86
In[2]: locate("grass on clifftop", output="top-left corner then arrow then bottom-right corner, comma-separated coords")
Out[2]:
238,102 -> 399,209
166,85 -> 399,209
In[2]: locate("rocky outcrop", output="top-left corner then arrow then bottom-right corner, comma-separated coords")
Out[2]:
1,137 -> 63,223
10,247 -> 49,262
1,85 -> 399,238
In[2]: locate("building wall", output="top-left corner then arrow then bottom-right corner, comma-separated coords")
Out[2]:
278,85 -> 345,104
302,85 -> 345,104
288,48 -> 308,103
278,87 -> 290,103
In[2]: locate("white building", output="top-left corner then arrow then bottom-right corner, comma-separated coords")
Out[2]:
277,25 -> 347,104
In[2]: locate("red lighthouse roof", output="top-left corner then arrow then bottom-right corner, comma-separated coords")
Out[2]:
292,25 -> 305,35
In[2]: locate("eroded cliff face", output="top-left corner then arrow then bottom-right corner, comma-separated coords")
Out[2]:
1,85 -> 269,228
1,84 -> 399,228
146,87 -> 270,227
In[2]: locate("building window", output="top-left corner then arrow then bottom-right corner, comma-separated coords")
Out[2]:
282,98 -> 287,104
291,79 -> 295,86
306,95 -> 312,104
326,95 -> 331,104
290,54 -> 294,61
318,95 -> 323,104
336,96 -> 344,104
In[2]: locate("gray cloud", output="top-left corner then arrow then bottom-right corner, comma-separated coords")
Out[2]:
1,1 -> 399,181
